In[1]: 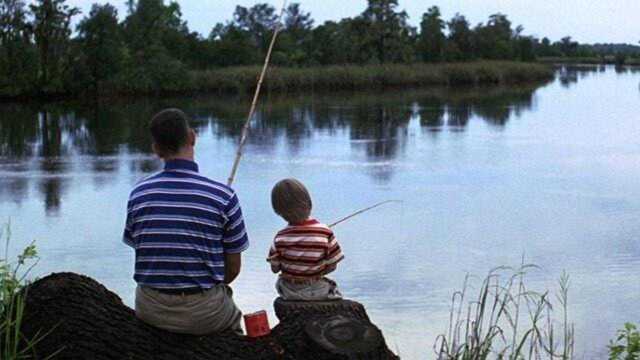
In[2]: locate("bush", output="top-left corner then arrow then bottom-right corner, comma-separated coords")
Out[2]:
0,221 -> 52,359
609,323 -> 640,360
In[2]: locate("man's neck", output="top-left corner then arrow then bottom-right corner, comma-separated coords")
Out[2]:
163,149 -> 194,162
164,156 -> 194,162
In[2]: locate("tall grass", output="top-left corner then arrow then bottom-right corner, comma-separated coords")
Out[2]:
435,264 -> 574,360
0,221 -> 53,359
194,61 -> 554,94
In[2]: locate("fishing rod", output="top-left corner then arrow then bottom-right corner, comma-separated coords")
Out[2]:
223,3 -> 399,228
227,0 -> 288,187
328,200 -> 403,228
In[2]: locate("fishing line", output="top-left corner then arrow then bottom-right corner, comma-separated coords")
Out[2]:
328,200 -> 403,228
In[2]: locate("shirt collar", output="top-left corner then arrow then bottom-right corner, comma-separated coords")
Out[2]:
164,159 -> 199,172
290,218 -> 319,226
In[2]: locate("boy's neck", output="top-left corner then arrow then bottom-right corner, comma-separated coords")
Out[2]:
289,218 -> 317,226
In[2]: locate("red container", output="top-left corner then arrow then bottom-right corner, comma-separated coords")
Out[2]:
244,310 -> 271,338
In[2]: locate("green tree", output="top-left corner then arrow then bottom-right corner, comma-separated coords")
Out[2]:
514,36 -> 536,61
233,3 -> 277,55
280,3 -> 314,65
417,6 -> 445,62
446,13 -> 473,61
29,0 -> 80,90
0,0 -> 38,95
76,3 -> 124,92
557,36 -> 578,57
209,23 -> 258,66
308,20 -> 353,65
474,13 -> 514,59
121,0 -> 190,92
361,0 -> 414,63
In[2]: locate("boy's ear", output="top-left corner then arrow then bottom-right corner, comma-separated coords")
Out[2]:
189,128 -> 196,147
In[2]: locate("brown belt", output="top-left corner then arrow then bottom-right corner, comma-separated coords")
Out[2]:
149,287 -> 209,296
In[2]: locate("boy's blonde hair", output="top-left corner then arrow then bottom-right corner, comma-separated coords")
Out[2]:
271,178 -> 312,224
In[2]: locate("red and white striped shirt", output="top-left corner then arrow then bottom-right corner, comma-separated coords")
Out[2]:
267,219 -> 344,280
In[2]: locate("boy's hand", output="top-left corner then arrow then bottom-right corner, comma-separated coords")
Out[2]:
270,263 -> 281,274
323,263 -> 337,275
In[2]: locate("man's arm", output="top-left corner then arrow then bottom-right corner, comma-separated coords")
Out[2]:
221,192 -> 249,284
123,199 -> 135,248
224,253 -> 242,284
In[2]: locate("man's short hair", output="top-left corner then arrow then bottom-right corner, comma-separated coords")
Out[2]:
271,178 -> 312,225
150,108 -> 191,156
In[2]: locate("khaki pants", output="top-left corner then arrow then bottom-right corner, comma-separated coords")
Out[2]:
276,277 -> 342,301
135,284 -> 243,335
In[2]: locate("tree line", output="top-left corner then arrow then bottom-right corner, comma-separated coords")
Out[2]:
0,0 -> 638,98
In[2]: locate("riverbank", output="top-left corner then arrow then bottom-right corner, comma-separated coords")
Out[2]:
1,61 -> 553,102
192,61 -> 553,94
539,56 -> 640,65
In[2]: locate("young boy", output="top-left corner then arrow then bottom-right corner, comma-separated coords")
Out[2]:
267,178 -> 344,301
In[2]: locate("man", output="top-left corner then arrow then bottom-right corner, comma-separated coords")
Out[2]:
123,108 -> 249,335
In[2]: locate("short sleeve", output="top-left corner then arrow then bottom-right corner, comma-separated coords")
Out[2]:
267,243 -> 280,265
222,192 -> 250,253
324,230 -> 344,266
123,200 -> 135,248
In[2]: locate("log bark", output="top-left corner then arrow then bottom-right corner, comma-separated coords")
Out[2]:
20,273 -> 398,360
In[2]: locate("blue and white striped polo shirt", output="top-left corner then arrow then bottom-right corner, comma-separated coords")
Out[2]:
123,159 -> 249,289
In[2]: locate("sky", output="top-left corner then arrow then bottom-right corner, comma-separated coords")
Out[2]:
63,0 -> 640,44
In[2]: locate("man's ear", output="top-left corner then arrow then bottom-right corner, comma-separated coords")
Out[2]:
151,142 -> 163,158
189,128 -> 196,147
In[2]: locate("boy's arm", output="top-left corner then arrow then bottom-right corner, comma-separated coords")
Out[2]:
267,243 -> 281,274
323,230 -> 344,274
323,263 -> 337,275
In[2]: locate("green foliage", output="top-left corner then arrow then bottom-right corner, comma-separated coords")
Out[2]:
0,221 -> 51,359
418,6 -> 445,62
76,4 -> 124,92
360,0 -> 415,63
447,14 -> 473,61
0,0 -> 636,98
0,0 -> 39,96
435,266 -> 575,360
120,0 -> 191,93
609,323 -> 640,360
29,0 -> 80,91
196,61 -> 553,94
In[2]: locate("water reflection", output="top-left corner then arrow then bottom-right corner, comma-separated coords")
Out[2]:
555,64 -> 614,88
0,82 -> 546,213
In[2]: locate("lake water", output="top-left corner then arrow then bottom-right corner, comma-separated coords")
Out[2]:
1,66 -> 639,359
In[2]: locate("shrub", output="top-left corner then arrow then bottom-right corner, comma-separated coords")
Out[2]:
609,323 -> 640,360
0,221 -> 53,359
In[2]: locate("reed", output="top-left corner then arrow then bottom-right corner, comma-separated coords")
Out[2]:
194,61 -> 554,95
434,264 -> 574,360
0,221 -> 55,360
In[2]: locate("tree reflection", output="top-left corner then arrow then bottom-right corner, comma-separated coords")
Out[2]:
419,98 -> 445,132
0,81 -> 545,214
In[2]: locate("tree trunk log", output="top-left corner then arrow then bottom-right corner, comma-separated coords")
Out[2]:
20,273 -> 398,360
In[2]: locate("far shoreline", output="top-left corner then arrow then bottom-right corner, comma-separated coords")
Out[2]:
0,61 -> 553,104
